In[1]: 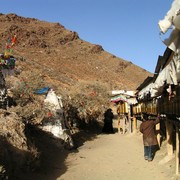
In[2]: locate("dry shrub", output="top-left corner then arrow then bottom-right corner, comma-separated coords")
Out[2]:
63,81 -> 111,128
6,69 -> 47,124
12,70 -> 46,106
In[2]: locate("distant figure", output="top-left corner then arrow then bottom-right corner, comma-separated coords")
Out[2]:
102,108 -> 114,134
140,113 -> 160,162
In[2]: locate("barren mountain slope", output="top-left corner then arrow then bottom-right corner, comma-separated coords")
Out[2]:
0,13 -> 155,179
0,13 -> 152,94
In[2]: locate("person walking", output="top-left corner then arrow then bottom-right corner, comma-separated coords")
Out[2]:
102,108 -> 114,134
140,113 -> 160,162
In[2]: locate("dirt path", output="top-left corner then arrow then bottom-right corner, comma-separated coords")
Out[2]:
58,128 -> 176,180
19,120 -> 179,180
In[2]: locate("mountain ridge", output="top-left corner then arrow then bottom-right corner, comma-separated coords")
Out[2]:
0,13 -> 152,94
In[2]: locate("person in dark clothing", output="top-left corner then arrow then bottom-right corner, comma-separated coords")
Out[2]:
102,108 -> 114,134
140,113 -> 160,162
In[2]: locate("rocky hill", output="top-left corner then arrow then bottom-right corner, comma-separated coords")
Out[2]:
0,13 -> 153,178
0,13 -> 152,94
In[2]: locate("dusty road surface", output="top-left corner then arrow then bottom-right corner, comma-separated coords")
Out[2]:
22,121 -> 179,180
58,129 -> 178,180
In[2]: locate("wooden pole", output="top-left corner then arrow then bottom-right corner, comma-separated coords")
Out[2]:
156,123 -> 161,147
128,106 -> 132,134
129,116 -> 132,133
122,115 -> 126,134
176,125 -> 179,175
133,116 -> 137,133
118,116 -> 121,134
165,120 -> 173,156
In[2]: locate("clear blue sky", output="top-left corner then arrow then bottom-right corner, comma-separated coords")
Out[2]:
0,0 -> 172,73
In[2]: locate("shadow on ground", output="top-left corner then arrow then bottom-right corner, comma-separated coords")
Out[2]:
17,123 -> 103,180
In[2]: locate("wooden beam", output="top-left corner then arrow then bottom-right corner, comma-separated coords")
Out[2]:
128,114 -> 132,134
122,115 -> 127,134
156,123 -> 161,147
133,116 -> 137,133
165,120 -> 173,156
117,117 -> 121,134
176,126 -> 179,175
